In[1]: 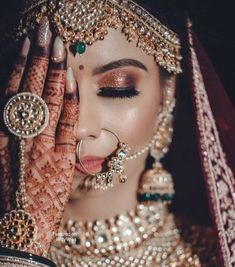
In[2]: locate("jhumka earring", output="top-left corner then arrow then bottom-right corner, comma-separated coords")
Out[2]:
138,79 -> 176,204
76,129 -> 130,191
0,92 -> 49,251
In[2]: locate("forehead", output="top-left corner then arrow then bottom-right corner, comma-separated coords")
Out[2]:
66,28 -> 157,75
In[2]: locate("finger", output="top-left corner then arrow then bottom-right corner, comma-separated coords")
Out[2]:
0,137 -> 16,213
35,37 -> 66,148
0,37 -> 30,133
55,67 -> 79,153
21,17 -> 52,96
0,38 -> 30,212
5,37 -> 30,97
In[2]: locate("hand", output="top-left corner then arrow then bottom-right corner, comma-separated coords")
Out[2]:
0,17 -> 79,254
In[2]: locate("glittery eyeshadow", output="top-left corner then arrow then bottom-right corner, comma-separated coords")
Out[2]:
98,70 -> 137,88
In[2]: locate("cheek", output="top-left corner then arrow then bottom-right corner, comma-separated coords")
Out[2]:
127,108 -> 156,148
103,84 -> 161,151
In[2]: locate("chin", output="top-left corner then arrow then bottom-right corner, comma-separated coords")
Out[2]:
69,190 -> 82,200
69,173 -> 97,199
69,174 -> 85,198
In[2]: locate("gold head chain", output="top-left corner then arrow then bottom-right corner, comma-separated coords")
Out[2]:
18,0 -> 182,74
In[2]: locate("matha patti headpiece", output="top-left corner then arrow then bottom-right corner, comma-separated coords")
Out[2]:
18,0 -> 182,74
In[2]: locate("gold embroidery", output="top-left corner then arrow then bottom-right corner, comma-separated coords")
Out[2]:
188,24 -> 235,267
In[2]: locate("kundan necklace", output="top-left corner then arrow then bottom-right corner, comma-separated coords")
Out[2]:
49,202 -> 201,266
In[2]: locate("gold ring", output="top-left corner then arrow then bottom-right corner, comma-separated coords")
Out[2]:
4,92 -> 49,138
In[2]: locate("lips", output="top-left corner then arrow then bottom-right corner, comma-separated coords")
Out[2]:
75,156 -> 105,174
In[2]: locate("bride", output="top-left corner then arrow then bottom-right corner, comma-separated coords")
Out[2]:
0,0 -> 234,266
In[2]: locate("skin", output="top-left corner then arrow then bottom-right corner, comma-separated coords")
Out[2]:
0,18 -> 79,254
0,21 -> 176,255
63,28 -> 173,222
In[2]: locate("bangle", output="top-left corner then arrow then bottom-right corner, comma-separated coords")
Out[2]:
0,247 -> 56,267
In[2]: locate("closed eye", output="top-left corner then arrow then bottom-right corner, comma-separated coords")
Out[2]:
97,86 -> 140,99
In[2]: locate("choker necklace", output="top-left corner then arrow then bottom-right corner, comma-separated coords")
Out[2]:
49,203 -> 201,267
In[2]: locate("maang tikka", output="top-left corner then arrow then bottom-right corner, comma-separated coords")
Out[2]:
138,79 -> 175,204
16,0 -> 182,74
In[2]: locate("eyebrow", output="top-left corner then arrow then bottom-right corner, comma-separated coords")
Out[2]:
92,58 -> 148,75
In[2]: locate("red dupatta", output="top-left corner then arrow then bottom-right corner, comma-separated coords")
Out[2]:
186,20 -> 235,267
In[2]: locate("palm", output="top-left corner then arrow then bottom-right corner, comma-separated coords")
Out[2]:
24,142 -> 76,248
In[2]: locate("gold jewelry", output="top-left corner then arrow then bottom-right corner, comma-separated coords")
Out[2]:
50,56 -> 62,62
76,132 -> 165,192
0,247 -> 56,267
76,129 -> 130,190
138,79 -> 175,203
49,203 -> 201,266
138,161 -> 175,203
53,202 -> 166,257
0,92 -> 49,251
18,0 -> 182,74
3,92 -> 49,138
76,127 -> 169,192
151,82 -> 175,161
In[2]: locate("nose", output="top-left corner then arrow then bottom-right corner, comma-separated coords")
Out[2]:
75,95 -> 101,141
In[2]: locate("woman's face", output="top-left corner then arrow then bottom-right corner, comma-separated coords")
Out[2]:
67,28 -> 165,195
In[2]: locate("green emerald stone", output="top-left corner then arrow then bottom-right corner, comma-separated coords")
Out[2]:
162,194 -> 173,202
153,193 -> 160,201
76,42 -> 86,55
144,193 -> 151,201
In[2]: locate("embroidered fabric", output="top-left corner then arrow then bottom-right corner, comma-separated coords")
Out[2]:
0,1 -> 234,266
187,26 -> 235,266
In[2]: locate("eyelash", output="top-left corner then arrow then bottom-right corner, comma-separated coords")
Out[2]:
97,86 -> 140,99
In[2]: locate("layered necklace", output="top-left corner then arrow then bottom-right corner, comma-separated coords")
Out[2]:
49,202 -> 201,266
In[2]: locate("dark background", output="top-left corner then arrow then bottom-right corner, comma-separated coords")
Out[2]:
0,0 -> 235,105
189,0 -> 235,106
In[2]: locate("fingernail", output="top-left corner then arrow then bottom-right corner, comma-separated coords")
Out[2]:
21,37 -> 30,57
37,17 -> 51,47
66,67 -> 77,94
51,36 -> 65,62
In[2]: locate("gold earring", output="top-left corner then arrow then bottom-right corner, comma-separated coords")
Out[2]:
138,80 -> 175,204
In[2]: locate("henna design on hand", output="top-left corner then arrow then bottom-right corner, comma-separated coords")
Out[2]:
22,55 -> 78,253
41,66 -> 66,140
22,56 -> 49,95
0,137 -> 15,213
5,37 -> 30,96
0,24 -> 78,254
21,17 -> 52,96
25,145 -> 75,251
0,38 -> 31,215
56,95 -> 79,153
5,56 -> 27,96
24,129 -> 78,253
22,70 -> 79,253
